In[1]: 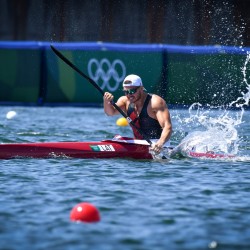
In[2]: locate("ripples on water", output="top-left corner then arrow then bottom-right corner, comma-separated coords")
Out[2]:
0,106 -> 250,250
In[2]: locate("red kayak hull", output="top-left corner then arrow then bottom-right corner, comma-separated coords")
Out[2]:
0,139 -> 235,160
187,151 -> 235,159
0,141 -> 153,160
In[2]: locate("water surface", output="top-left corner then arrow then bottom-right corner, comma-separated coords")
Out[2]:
0,106 -> 249,250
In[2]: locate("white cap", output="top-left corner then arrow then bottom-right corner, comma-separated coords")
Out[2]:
123,74 -> 143,87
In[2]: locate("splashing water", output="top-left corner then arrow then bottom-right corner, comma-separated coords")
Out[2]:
230,52 -> 250,111
175,104 -> 240,156
176,52 -> 250,157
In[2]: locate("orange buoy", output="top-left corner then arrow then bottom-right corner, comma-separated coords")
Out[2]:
70,202 -> 100,223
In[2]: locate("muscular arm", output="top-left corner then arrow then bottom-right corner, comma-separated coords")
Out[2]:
103,92 -> 127,116
156,107 -> 172,145
150,95 -> 172,153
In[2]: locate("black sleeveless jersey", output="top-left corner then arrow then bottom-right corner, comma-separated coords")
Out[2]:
127,94 -> 162,139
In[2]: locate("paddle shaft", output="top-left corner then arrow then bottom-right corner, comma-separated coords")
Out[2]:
50,45 -> 153,146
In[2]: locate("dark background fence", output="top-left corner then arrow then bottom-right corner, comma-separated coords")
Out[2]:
0,0 -> 249,107
0,0 -> 249,46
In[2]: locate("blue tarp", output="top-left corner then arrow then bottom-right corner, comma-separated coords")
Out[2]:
0,41 -> 250,54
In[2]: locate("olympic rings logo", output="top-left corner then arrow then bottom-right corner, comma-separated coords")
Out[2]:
87,58 -> 126,92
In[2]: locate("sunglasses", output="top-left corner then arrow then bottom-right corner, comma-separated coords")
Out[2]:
123,87 -> 140,95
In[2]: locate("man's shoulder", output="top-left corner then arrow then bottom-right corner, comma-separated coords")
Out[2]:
149,94 -> 167,110
117,95 -> 129,105
150,94 -> 166,103
117,95 -> 128,101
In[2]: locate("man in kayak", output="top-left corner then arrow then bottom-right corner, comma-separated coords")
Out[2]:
103,74 -> 172,155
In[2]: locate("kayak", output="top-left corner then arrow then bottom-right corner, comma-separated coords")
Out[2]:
0,139 -> 152,160
0,135 -> 234,160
